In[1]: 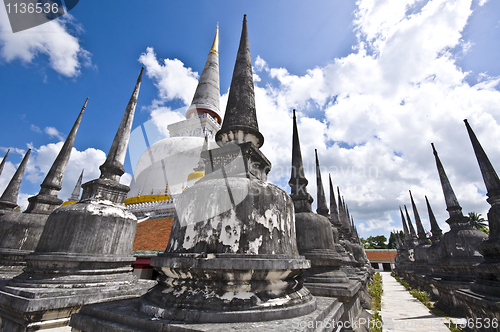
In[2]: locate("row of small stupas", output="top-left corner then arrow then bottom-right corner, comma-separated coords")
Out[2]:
0,16 -> 373,331
394,121 -> 500,329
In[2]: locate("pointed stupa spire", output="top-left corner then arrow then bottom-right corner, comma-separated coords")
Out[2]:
215,15 -> 264,148
185,24 -> 221,124
0,149 -> 31,211
338,190 -> 350,234
315,149 -> 329,217
0,149 -> 10,178
400,206 -> 411,243
337,187 -> 343,213
69,169 -> 84,202
100,68 -> 143,182
409,191 -> 429,245
431,143 -> 468,226
394,230 -> 402,250
464,119 -> 500,203
329,174 -> 341,227
404,205 -> 418,239
210,22 -> 219,54
25,99 -> 87,214
288,110 -> 313,212
425,195 -> 442,243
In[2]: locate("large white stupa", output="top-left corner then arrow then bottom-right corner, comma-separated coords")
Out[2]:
126,25 -> 221,219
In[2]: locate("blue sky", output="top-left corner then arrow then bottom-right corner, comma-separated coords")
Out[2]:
1,0 -> 500,240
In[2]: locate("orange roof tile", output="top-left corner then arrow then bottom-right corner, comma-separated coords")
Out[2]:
365,251 -> 397,262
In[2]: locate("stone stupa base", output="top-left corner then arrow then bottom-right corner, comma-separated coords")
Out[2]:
0,252 -> 155,331
70,296 -> 345,332
137,253 -> 316,323
0,279 -> 154,331
0,248 -> 28,280
456,288 -> 500,332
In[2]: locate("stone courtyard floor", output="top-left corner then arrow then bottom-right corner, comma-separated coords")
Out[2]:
379,271 -> 458,332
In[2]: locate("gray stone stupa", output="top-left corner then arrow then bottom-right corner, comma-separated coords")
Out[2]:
425,195 -> 443,266
289,111 -> 357,317
406,191 -> 432,290
0,68 -> 154,331
0,100 -> 86,280
0,149 -> 10,179
404,204 -> 419,244
456,120 -> 500,329
328,175 -> 355,264
138,15 -> 315,323
395,206 -> 415,277
0,149 -> 30,216
430,142 -> 487,314
329,174 -> 342,239
66,169 -> 84,204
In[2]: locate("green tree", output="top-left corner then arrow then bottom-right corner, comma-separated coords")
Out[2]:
363,235 -> 388,249
468,212 -> 489,234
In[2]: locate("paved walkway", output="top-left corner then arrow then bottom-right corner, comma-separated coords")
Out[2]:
379,272 -> 453,332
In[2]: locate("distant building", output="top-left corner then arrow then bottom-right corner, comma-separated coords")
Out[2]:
365,249 -> 397,271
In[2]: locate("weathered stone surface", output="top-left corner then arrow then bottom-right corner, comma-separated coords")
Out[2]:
138,141 -> 315,322
70,296 -> 344,332
0,213 -> 48,279
215,15 -> 263,148
0,149 -> 30,215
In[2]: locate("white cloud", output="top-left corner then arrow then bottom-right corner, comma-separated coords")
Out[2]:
30,124 -> 42,133
0,6 -> 92,77
44,126 -> 64,140
139,47 -> 199,106
137,47 -> 202,139
120,172 -> 132,186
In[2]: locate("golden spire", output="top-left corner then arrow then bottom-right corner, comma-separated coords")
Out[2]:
209,23 -> 219,54
165,181 -> 169,194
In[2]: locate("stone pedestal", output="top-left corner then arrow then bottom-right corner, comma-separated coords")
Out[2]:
70,296 -> 344,332
0,213 -> 49,280
134,141 -> 316,322
0,194 -> 155,331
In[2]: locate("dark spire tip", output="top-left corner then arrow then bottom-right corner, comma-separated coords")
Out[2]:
138,67 -> 144,81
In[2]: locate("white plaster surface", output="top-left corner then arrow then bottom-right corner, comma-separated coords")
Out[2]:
379,272 -> 458,332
